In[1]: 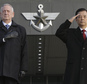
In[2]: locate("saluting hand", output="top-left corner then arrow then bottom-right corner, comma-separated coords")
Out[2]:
69,14 -> 80,23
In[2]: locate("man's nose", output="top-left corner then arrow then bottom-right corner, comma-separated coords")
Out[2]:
81,16 -> 85,19
4,11 -> 8,14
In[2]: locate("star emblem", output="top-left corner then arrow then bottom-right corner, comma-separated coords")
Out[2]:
34,15 -> 48,26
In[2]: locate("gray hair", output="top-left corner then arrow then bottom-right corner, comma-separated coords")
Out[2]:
0,3 -> 14,12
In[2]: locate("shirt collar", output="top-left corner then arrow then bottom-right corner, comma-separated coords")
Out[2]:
80,27 -> 87,31
2,21 -> 12,26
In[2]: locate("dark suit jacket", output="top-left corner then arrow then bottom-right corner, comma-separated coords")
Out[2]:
0,20 -> 28,83
55,20 -> 87,84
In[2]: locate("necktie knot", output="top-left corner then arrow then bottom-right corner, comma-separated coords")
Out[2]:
82,29 -> 86,32
5,24 -> 10,29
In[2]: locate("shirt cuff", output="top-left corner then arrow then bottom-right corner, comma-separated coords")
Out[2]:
3,38 -> 5,42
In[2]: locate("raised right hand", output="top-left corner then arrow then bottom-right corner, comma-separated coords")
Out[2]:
69,14 -> 80,23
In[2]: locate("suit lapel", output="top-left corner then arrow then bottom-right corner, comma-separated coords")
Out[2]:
74,27 -> 84,46
0,20 -> 17,32
0,21 -> 8,32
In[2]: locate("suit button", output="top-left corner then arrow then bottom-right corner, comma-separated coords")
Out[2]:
81,68 -> 84,70
83,47 -> 85,50
82,57 -> 84,59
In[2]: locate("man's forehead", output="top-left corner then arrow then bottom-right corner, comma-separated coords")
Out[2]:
2,5 -> 12,10
78,11 -> 87,14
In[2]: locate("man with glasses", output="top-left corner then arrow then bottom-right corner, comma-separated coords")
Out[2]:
56,8 -> 87,84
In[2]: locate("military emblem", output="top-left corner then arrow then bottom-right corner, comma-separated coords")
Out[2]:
22,4 -> 60,32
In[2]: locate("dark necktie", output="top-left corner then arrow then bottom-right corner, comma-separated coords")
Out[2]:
5,24 -> 10,29
82,30 -> 86,40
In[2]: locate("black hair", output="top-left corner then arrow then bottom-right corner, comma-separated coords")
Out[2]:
75,8 -> 87,15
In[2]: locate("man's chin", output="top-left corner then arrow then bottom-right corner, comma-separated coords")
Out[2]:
5,18 -> 9,20
80,23 -> 85,25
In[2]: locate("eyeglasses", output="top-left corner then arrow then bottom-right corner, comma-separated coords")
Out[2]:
77,15 -> 87,19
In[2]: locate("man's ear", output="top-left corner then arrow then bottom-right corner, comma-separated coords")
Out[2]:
12,12 -> 14,18
75,18 -> 77,22
0,12 -> 1,17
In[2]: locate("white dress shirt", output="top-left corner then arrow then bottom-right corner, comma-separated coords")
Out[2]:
2,21 -> 12,28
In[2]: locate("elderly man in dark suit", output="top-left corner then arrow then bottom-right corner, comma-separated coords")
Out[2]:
0,3 -> 28,84
56,8 -> 87,84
